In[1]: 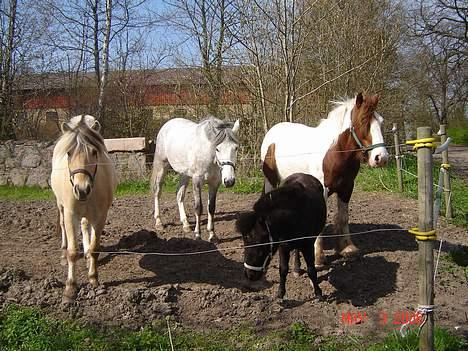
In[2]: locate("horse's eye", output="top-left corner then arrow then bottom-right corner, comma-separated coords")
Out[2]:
216,147 -> 220,152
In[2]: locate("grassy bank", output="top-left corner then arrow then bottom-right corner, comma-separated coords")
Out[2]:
447,126 -> 468,145
0,171 -> 264,201
0,305 -> 465,351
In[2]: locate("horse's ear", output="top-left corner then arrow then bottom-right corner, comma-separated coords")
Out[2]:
370,94 -> 379,106
232,119 -> 240,135
61,122 -> 72,133
356,92 -> 364,108
92,120 -> 101,132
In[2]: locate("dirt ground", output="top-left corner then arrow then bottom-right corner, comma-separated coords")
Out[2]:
0,189 -> 467,340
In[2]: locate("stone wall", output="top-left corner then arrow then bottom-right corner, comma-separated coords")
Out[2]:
0,138 -> 148,188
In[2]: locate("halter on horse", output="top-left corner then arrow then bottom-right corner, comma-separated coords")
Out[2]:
151,116 -> 240,242
261,93 -> 388,268
51,115 -> 117,302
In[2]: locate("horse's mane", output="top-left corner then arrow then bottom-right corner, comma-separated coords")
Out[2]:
55,118 -> 106,159
235,211 -> 258,236
314,97 -> 355,143
200,116 -> 239,145
254,185 -> 304,216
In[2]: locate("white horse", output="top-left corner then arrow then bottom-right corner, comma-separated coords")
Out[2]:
151,117 -> 240,242
51,115 -> 117,302
261,93 -> 388,268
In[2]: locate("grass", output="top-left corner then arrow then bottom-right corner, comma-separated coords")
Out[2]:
1,155 -> 466,229
0,169 -> 263,202
0,306 -> 466,351
355,154 -> 468,228
447,126 -> 468,146
116,173 -> 263,197
0,185 -> 53,201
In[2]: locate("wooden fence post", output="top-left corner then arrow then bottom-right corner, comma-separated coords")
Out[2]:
393,123 -> 404,192
416,126 -> 435,351
439,124 -> 452,218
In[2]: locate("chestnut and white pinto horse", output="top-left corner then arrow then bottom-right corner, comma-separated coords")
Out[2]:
151,117 -> 240,242
261,93 -> 388,268
51,115 -> 117,302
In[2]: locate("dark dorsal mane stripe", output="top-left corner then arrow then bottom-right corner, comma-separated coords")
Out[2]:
57,119 -> 106,159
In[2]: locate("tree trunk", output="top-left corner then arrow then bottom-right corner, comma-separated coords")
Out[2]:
97,0 -> 112,122
0,0 -> 17,139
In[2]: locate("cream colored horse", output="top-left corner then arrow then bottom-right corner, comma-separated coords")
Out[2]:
51,115 -> 117,302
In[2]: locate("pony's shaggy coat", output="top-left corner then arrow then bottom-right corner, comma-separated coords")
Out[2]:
237,173 -> 326,299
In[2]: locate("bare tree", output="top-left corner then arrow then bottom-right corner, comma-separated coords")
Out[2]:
232,0 -> 403,126
408,0 -> 467,125
96,0 -> 112,120
413,0 -> 467,57
233,0 -> 313,123
0,0 -> 17,139
38,0 -> 155,130
165,0 -> 236,115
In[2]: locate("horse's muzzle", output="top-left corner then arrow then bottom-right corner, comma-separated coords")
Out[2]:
223,178 -> 236,188
369,148 -> 389,168
73,184 -> 92,201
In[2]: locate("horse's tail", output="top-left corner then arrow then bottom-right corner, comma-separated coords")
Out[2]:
235,211 -> 257,235
262,143 -> 280,193
150,143 -> 162,194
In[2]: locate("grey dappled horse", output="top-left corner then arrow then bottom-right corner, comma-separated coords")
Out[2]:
151,117 -> 240,241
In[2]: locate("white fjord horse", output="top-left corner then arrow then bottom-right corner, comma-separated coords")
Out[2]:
261,93 -> 388,268
151,117 -> 240,242
51,115 -> 117,302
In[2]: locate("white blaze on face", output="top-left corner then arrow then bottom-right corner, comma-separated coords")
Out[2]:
216,139 -> 238,187
368,113 -> 389,167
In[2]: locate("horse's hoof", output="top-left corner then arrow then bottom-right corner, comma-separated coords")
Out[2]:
339,245 -> 360,258
315,253 -> 326,267
314,294 -> 325,302
61,295 -> 75,306
208,233 -> 218,243
155,223 -> 165,231
314,264 -> 328,271
89,277 -> 99,288
194,234 -> 202,240
182,225 -> 191,233
275,292 -> 285,300
63,285 -> 77,301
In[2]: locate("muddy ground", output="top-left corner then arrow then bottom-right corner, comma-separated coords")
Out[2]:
0,189 -> 466,340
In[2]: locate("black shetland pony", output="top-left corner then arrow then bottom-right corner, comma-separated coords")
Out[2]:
236,173 -> 326,299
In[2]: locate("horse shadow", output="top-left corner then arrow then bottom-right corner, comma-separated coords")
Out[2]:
156,211 -> 239,232
319,223 -> 417,255
100,229 -> 257,290
326,255 -> 399,307
316,223 -> 405,306
328,222 -> 462,256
